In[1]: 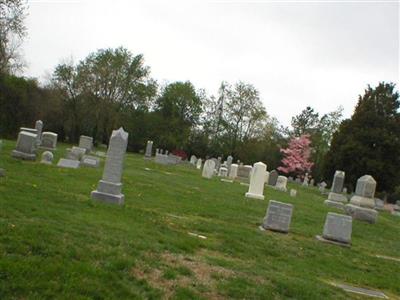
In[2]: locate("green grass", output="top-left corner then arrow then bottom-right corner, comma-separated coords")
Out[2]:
0,139 -> 399,299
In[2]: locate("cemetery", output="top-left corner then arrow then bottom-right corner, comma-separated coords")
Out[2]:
0,138 -> 399,299
0,1 -> 399,299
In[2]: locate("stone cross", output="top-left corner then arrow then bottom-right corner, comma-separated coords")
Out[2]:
91,128 -> 128,205
245,162 -> 267,200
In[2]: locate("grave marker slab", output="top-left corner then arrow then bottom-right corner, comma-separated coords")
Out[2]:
11,131 -> 37,160
261,200 -> 293,233
57,158 -> 80,169
245,162 -> 267,200
319,212 -> 352,246
39,132 -> 57,150
81,155 -> 100,168
202,159 -> 215,179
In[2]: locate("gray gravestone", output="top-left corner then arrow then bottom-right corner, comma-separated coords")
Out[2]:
331,170 -> 345,193
321,212 -> 352,245
268,170 -> 278,186
144,140 -> 153,158
261,200 -> 293,233
91,128 -> 128,205
81,155 -> 100,168
196,158 -> 202,169
202,159 -> 216,179
40,132 -> 58,150
35,120 -> 43,146
11,131 -> 37,160
79,135 -> 93,154
325,170 -> 348,208
350,175 -> 377,208
275,176 -> 288,192
57,158 -> 80,169
344,204 -> 378,224
40,151 -> 54,165
66,146 -> 86,161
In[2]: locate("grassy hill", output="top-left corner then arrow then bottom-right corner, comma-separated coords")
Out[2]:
0,139 -> 399,299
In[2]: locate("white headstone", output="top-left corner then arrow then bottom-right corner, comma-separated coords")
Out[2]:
275,176 -> 288,192
229,164 -> 238,179
91,128 -> 128,205
196,158 -> 202,169
11,131 -> 37,160
218,166 -> 228,177
40,132 -> 58,150
40,151 -> 54,165
81,155 -> 100,168
57,158 -> 80,169
290,189 -> 297,197
79,135 -> 93,154
245,162 -> 267,200
144,140 -> 153,158
202,159 -> 216,179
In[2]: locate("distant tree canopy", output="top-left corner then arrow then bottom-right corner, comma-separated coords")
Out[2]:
323,83 -> 400,198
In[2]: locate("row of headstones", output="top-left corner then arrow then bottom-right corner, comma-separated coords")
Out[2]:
324,170 -> 379,224
260,200 -> 352,247
144,141 -> 182,165
11,120 -> 58,161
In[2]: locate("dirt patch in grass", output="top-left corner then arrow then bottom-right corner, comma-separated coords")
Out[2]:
131,251 -> 235,299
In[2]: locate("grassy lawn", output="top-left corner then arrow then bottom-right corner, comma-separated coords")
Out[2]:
0,139 -> 399,299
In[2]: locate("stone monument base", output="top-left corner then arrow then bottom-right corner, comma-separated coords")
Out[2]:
91,180 -> 124,205
324,200 -> 345,210
245,192 -> 265,200
315,235 -> 351,248
344,204 -> 378,224
328,192 -> 348,203
349,195 -> 375,209
11,150 -> 36,160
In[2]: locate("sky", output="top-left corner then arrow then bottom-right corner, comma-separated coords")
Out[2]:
23,0 -> 399,126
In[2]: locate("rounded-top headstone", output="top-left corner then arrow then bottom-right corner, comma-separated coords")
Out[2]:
355,175 -> 376,199
331,170 -> 345,193
41,151 -> 54,164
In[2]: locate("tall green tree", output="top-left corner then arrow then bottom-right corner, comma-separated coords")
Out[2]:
0,0 -> 27,74
323,82 -> 400,198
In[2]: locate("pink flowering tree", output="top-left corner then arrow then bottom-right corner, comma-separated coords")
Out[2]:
278,134 -> 314,176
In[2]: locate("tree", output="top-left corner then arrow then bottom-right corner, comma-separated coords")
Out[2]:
323,82 -> 400,199
278,134 -> 314,176
291,106 -> 320,137
0,0 -> 27,74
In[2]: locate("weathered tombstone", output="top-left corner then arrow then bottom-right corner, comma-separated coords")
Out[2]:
78,135 -> 93,154
202,159 -> 216,179
40,151 -> 54,165
39,132 -> 58,150
190,155 -> 197,165
295,177 -> 301,184
349,175 -> 377,208
302,174 -> 309,186
290,189 -> 297,197
237,165 -> 252,182
343,187 -> 348,194
319,181 -> 327,193
57,158 -> 80,169
374,198 -> 384,211
317,213 -> 352,246
310,178 -> 315,186
35,120 -> 43,146
268,170 -> 278,186
196,158 -> 202,169
144,140 -> 153,159
81,155 -> 100,168
218,166 -> 228,177
215,156 -> 222,171
275,176 -> 288,192
226,155 -> 233,172
288,176 -> 294,182
325,170 -> 348,209
344,204 -> 378,224
264,171 -> 270,184
229,163 -> 238,179
261,200 -> 293,233
11,131 -> 37,160
91,128 -> 128,205
66,146 -> 86,161
245,162 -> 267,200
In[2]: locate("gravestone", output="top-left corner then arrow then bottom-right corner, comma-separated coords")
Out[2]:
35,120 -> 43,146
350,175 -> 377,208
154,152 -> 168,165
275,176 -> 288,192
79,136 -> 93,154
319,181 -> 327,193
40,132 -> 57,151
374,198 -> 384,211
325,170 -> 348,209
268,170 -> 278,186
229,163 -> 238,179
11,131 -> 37,160
57,158 -> 80,169
264,171 -> 270,184
196,158 -> 202,169
40,151 -> 54,165
344,204 -> 378,224
226,155 -> 233,171
290,189 -> 297,197
218,166 -> 228,177
295,177 -> 301,184
215,157 -> 222,171
288,176 -> 294,182
144,140 -> 153,158
302,174 -> 309,186
202,159 -> 216,179
310,178 -> 315,186
91,128 -> 128,205
261,200 -> 293,233
66,146 -> 86,161
318,212 -> 352,246
237,165 -> 252,182
190,155 -> 197,165
245,162 -> 267,200
81,155 -> 100,168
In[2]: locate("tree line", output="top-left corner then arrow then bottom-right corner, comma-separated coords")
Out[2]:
0,1 -> 399,201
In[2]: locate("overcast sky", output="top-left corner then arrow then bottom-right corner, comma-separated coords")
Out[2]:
23,0 -> 399,126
